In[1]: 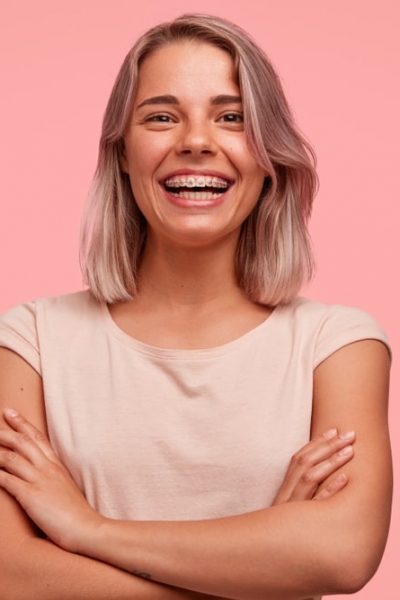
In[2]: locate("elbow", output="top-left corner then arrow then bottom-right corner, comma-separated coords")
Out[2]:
329,561 -> 376,595
316,496 -> 392,596
324,537 -> 387,595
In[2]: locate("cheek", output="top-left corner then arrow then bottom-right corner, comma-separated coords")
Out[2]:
228,141 -> 263,175
130,132 -> 172,164
245,156 -> 267,186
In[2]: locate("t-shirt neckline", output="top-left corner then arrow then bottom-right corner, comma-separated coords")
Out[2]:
100,300 -> 284,359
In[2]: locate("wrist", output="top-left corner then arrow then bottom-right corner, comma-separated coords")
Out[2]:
66,509 -> 107,557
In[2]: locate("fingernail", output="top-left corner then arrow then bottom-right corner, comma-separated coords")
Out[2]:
340,430 -> 355,441
4,408 -> 19,418
335,473 -> 347,484
339,445 -> 353,456
323,428 -> 337,439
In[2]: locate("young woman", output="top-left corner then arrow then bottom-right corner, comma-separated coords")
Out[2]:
0,14 -> 392,600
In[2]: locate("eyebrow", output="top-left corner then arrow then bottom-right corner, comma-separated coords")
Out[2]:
136,94 -> 242,109
210,95 -> 242,105
136,95 -> 178,108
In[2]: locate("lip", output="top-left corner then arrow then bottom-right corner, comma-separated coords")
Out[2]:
159,169 -> 234,209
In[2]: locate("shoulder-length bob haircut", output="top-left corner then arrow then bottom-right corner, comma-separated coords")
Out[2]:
81,13 -> 318,306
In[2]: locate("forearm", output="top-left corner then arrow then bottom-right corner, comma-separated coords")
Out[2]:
76,493 -> 388,600
0,343 -> 391,600
1,534 -> 221,600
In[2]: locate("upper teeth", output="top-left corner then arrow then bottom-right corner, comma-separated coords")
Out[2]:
164,176 -> 229,189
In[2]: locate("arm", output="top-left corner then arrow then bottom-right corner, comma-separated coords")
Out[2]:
0,348 -> 220,600
76,340 -> 391,599
1,340 -> 390,599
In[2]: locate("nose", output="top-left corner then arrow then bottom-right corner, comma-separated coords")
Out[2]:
176,119 -> 217,156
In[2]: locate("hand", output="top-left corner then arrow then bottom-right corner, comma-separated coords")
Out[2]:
0,408 -> 103,553
272,428 -> 355,505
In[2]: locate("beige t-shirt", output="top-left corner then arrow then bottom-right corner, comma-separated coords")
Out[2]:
0,291 -> 390,597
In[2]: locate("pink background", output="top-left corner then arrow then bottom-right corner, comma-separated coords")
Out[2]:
1,1 -> 398,596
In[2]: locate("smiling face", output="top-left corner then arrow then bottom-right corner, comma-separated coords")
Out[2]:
121,41 -> 267,250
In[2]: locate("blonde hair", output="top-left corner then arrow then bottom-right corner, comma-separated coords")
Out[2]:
81,13 -> 317,305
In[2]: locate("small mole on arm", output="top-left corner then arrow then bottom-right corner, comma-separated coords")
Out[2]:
131,570 -> 152,579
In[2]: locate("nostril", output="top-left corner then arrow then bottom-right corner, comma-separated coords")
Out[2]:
177,148 -> 214,155
176,129 -> 217,155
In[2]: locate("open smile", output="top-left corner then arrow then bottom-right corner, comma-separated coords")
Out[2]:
162,174 -> 233,201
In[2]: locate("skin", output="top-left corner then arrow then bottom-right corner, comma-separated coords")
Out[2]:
0,401 -> 354,600
0,41 -> 392,600
120,41 -> 267,251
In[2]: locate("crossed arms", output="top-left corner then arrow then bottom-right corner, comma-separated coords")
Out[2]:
0,339 -> 392,599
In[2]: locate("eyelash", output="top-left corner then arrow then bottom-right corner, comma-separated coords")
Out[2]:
219,112 -> 244,123
143,111 -> 244,125
145,114 -> 174,123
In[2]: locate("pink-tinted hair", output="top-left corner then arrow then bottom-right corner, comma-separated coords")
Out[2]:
80,13 -> 317,305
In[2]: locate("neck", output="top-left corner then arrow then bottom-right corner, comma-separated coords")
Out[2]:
137,236 -> 242,308
109,234 -> 272,349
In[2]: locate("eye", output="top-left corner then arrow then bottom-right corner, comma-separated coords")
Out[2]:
219,112 -> 244,124
145,113 -> 175,123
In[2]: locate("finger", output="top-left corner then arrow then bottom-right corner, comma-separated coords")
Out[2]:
289,444 -> 354,501
313,473 -> 348,501
3,409 -> 58,462
0,466 -> 31,502
293,429 -> 355,470
0,448 -> 37,482
274,429 -> 355,503
0,428 -> 50,473
0,419 -> 56,470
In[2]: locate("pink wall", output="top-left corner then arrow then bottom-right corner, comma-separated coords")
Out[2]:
1,1 -> 399,596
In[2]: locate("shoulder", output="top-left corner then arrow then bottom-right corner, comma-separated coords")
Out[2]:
35,289 -> 101,322
279,297 -> 390,368
0,290 -> 100,373
0,290 -> 98,327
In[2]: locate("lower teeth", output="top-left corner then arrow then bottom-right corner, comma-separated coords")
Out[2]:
170,190 -> 222,200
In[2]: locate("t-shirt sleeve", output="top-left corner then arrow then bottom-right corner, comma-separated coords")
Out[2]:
314,305 -> 391,369
0,302 -> 41,375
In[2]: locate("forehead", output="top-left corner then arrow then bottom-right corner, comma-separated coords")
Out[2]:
135,41 -> 239,102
